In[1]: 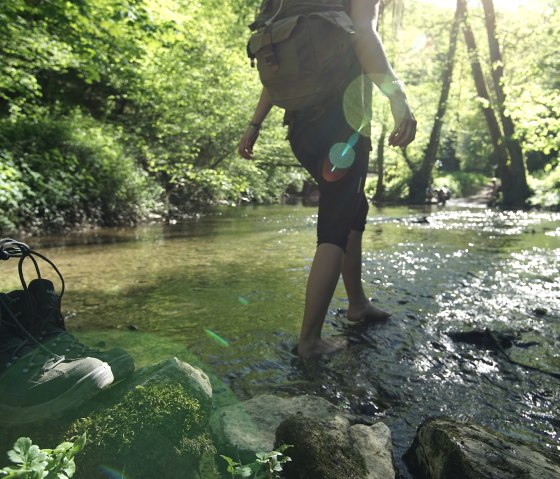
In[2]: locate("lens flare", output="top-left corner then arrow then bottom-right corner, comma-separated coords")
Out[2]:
343,74 -> 373,135
412,33 -> 428,52
205,329 -> 229,347
238,296 -> 249,305
347,131 -> 360,148
329,142 -> 356,171
98,465 -> 128,479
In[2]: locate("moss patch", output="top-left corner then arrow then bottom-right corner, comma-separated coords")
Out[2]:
66,383 -> 215,478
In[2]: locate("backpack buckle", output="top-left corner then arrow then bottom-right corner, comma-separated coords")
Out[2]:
261,26 -> 279,71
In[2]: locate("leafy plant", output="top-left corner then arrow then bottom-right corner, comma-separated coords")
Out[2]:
0,434 -> 86,479
220,445 -> 292,479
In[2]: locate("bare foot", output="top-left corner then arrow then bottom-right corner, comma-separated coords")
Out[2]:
297,337 -> 348,359
347,301 -> 391,323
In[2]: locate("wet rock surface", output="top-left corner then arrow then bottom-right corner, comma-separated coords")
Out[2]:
404,417 -> 560,479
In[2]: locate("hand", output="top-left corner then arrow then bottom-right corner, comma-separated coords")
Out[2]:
388,95 -> 417,148
238,125 -> 260,160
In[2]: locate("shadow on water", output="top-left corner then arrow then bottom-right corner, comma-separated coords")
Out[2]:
2,204 -> 559,477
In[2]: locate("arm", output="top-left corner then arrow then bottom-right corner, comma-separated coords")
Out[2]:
238,87 -> 273,160
350,0 -> 416,147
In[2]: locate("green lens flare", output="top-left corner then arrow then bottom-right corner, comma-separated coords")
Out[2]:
238,296 -> 249,305
343,74 -> 373,136
99,466 -> 130,478
347,132 -> 360,148
205,329 -> 229,347
329,142 -> 355,170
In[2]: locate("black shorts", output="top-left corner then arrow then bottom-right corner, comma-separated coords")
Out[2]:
286,99 -> 370,251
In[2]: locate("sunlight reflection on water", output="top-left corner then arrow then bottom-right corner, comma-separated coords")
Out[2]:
1,204 -> 559,477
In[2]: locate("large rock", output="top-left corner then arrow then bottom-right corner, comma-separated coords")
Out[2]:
106,356 -> 213,406
275,415 -> 396,479
210,394 -> 352,462
404,417 -> 560,479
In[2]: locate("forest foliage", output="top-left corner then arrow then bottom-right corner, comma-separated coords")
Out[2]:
0,0 -> 558,233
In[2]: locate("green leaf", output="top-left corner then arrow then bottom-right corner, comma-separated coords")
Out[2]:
52,443 -> 72,454
61,459 -> 76,477
235,465 -> 252,478
0,465 -> 27,477
219,455 -> 238,468
7,438 -> 33,464
69,434 -> 86,456
276,444 -> 292,453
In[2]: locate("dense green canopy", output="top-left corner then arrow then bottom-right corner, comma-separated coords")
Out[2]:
0,0 -> 558,233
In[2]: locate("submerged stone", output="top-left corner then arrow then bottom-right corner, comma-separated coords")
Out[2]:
447,329 -> 515,350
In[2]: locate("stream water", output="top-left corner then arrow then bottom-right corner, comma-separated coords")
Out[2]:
2,202 -> 559,476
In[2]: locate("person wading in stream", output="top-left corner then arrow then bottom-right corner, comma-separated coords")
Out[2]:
238,0 -> 417,358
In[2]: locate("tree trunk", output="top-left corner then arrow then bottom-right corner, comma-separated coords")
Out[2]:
372,1 -> 392,202
407,0 -> 464,204
460,0 -> 513,199
481,0 -> 530,207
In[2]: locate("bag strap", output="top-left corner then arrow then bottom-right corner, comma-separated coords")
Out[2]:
264,0 -> 285,26
250,0 -> 285,31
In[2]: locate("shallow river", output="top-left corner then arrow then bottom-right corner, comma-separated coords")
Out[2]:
2,202 -> 559,476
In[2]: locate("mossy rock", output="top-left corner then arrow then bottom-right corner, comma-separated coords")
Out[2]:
66,382 -> 215,478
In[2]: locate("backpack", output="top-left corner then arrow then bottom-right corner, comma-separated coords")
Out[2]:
247,0 -> 358,111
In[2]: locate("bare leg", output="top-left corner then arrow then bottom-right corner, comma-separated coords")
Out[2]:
298,243 -> 347,358
342,230 -> 391,322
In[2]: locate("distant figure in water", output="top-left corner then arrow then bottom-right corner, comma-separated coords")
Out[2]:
238,0 -> 417,358
488,177 -> 501,207
436,187 -> 450,206
426,187 -> 434,204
